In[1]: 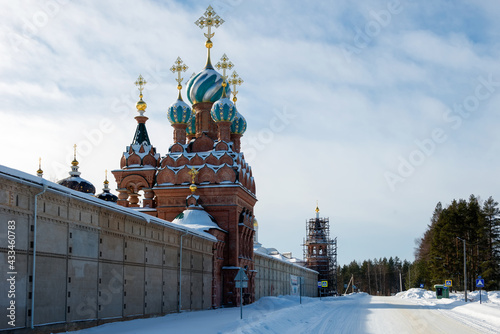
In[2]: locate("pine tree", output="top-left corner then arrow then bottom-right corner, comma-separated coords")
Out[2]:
482,196 -> 500,289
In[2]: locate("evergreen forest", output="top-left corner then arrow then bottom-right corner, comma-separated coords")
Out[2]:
336,195 -> 500,295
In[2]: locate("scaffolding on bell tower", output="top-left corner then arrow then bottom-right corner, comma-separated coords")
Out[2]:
303,205 -> 337,295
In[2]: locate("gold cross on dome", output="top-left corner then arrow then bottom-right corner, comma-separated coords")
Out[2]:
73,144 -> 77,160
188,167 -> 199,184
135,74 -> 147,95
215,54 -> 234,82
170,57 -> 189,89
195,5 -> 224,43
228,71 -> 243,103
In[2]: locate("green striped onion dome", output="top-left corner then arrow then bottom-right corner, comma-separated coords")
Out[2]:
168,99 -> 192,124
186,68 -> 231,105
211,96 -> 236,123
230,110 -> 247,135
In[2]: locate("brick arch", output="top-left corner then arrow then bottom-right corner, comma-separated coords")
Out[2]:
156,168 -> 175,185
205,154 -> 218,165
219,153 -> 233,165
127,153 -> 141,166
189,154 -> 204,165
119,174 -> 151,193
176,166 -> 192,184
161,156 -> 175,168
215,165 -> 236,183
175,156 -> 189,167
142,154 -> 158,167
198,166 -> 215,184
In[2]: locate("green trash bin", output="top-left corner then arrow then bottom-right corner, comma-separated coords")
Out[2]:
434,285 -> 450,299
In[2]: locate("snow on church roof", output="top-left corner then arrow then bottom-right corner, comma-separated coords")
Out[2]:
172,208 -> 226,234
0,164 -> 216,242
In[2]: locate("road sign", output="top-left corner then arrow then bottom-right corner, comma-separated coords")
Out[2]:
235,268 -> 248,281
321,281 -> 328,288
420,284 -> 424,288
476,278 -> 485,288
318,281 -> 322,288
235,281 -> 248,288
444,280 -> 452,287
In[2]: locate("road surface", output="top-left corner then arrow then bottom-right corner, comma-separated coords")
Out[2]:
73,293 -> 500,334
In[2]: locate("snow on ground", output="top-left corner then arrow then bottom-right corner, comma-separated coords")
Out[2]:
396,288 -> 500,333
63,290 -> 500,334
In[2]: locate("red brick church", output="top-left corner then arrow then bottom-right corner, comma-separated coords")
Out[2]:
111,6 -> 256,307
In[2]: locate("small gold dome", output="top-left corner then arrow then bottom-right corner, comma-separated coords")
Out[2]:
136,98 -> 147,111
189,184 -> 197,193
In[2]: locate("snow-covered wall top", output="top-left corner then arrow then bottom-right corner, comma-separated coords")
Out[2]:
0,164 -> 216,242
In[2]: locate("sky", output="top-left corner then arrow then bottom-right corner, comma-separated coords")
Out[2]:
1,0 -> 500,267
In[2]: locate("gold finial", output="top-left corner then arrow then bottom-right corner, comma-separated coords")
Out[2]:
228,71 -> 243,104
37,157 -> 43,177
315,200 -> 319,213
188,167 -> 199,193
104,169 -> 109,185
170,57 -> 189,100
195,5 -> 224,48
72,144 -> 79,166
215,54 -> 233,97
135,74 -> 147,114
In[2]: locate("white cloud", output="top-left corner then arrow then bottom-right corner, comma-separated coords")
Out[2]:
1,0 -> 500,266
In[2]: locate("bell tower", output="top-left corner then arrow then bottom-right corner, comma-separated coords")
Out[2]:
303,204 -> 338,295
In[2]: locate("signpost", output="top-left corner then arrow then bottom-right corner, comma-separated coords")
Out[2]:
420,283 -> 424,289
235,268 -> 248,319
476,276 -> 485,304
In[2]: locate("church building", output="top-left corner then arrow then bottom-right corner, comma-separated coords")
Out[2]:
0,6 -> 319,332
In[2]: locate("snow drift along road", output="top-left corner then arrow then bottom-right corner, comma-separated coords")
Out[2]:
67,289 -> 500,334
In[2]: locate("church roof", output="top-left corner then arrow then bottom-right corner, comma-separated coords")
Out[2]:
172,208 -> 226,234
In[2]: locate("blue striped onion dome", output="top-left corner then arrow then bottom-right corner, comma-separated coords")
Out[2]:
186,112 -> 196,136
186,68 -> 231,105
168,99 -> 192,124
211,95 -> 236,123
230,110 -> 247,135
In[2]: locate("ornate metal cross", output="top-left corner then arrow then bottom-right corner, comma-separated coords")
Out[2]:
215,54 -> 234,82
188,167 -> 199,184
170,57 -> 189,90
135,74 -> 147,95
195,5 -> 224,43
228,71 -> 243,103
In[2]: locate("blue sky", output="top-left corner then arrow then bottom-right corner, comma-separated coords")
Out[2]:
1,0 -> 500,266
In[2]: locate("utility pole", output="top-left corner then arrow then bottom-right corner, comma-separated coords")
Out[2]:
399,270 -> 402,292
457,237 -> 467,302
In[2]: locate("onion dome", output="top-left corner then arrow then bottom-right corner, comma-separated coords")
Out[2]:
230,110 -> 247,135
96,171 -> 118,202
57,145 -> 96,194
186,67 -> 230,105
168,98 -> 192,124
211,94 -> 236,123
36,157 -> 43,177
186,112 -> 196,136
